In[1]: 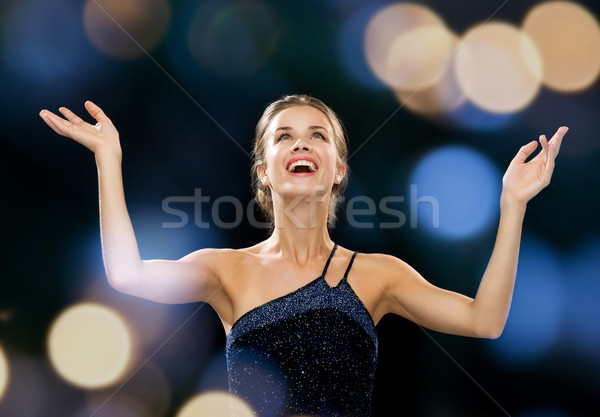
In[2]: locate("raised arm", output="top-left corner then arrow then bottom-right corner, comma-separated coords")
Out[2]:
39,102 -> 225,305
378,126 -> 568,338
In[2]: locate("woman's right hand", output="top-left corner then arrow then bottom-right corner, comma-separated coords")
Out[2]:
39,101 -> 121,160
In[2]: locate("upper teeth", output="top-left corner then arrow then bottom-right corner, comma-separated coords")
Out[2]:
288,160 -> 317,172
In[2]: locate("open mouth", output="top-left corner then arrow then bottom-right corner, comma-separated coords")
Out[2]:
286,159 -> 318,174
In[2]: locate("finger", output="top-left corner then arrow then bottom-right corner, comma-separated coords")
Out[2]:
513,140 -> 538,164
85,100 -> 110,123
40,110 -> 60,133
540,134 -> 549,158
548,126 -> 568,158
531,134 -> 548,163
539,134 -> 556,171
58,107 -> 85,125
39,109 -> 56,122
39,110 -> 73,137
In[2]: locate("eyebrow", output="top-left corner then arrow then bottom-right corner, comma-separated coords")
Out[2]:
275,125 -> 328,132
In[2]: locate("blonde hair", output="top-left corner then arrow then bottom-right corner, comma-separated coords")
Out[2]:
251,94 -> 349,229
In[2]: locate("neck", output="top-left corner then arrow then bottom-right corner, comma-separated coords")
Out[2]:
265,193 -> 334,263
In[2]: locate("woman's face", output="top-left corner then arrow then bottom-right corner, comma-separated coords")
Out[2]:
259,105 -> 344,200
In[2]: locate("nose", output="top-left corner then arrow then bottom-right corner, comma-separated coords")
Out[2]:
292,137 -> 311,152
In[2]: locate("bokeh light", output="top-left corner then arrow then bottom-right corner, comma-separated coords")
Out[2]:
408,145 -> 501,239
564,237 -> 600,355
0,343 -> 8,402
455,22 -> 543,113
83,0 -> 171,59
48,302 -> 133,389
175,391 -> 255,417
523,1 -> 600,92
387,25 -> 457,91
487,236 -> 565,364
364,3 -> 447,89
187,1 -> 281,78
338,5 -> 389,89
393,27 -> 465,115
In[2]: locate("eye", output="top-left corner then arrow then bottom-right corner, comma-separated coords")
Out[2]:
277,133 -> 292,142
311,132 -> 326,140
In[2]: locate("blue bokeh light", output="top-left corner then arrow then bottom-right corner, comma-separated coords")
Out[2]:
487,235 -> 565,364
408,145 -> 501,240
564,237 -> 600,355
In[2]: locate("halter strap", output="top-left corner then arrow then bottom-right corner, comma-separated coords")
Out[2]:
342,251 -> 358,280
321,243 -> 338,277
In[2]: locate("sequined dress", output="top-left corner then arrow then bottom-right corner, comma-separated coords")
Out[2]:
226,244 -> 378,417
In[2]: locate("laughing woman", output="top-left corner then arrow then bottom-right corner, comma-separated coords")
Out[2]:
39,95 -> 567,417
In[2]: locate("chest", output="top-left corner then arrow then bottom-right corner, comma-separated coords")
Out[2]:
222,256 -> 384,329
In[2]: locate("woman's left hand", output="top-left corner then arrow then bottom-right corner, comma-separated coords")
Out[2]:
501,126 -> 568,209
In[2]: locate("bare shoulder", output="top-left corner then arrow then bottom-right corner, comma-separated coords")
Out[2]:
353,251 -> 415,288
345,251 -> 420,324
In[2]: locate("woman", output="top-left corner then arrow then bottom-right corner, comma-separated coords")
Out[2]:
39,95 -> 567,417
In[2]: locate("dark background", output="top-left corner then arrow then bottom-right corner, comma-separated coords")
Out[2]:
1,0 -> 599,416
